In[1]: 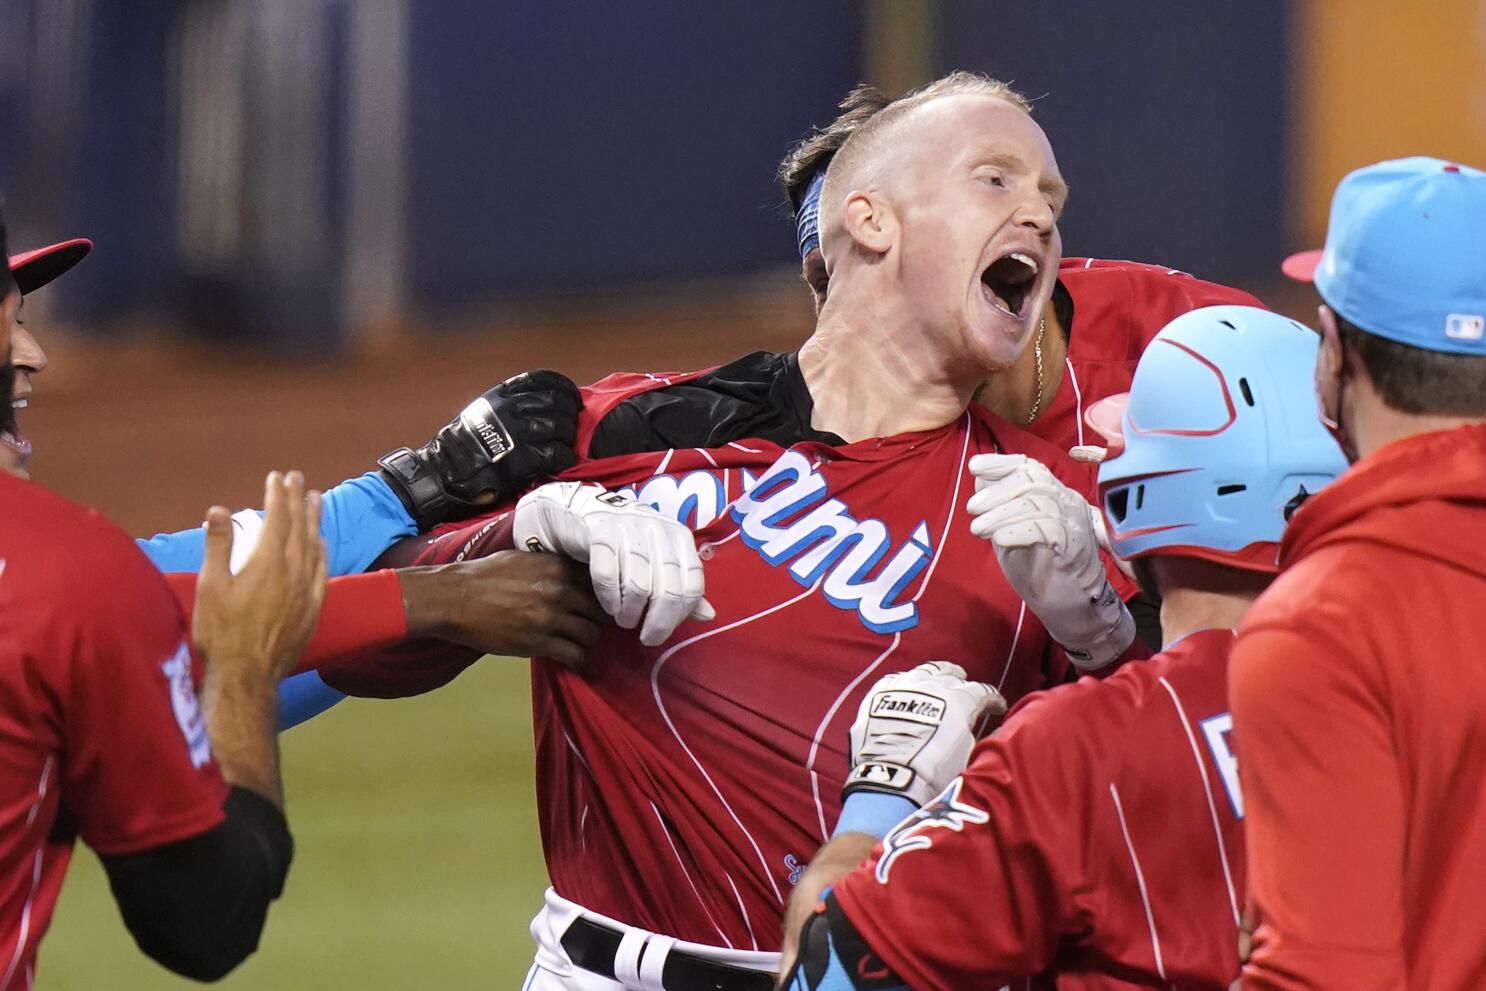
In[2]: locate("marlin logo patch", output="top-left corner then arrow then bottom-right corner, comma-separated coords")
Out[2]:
874,778 -> 988,884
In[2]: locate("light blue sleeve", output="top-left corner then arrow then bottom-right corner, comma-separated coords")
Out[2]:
135,472 -> 415,730
135,471 -> 416,577
832,792 -> 917,840
277,672 -> 348,730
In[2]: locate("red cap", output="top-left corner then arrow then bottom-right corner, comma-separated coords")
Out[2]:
8,238 -> 92,295
1280,248 -> 1323,283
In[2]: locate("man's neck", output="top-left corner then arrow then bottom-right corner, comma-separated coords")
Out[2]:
1150,554 -> 1269,649
1158,584 -> 1260,650
974,304 -> 1067,425
798,292 -> 984,443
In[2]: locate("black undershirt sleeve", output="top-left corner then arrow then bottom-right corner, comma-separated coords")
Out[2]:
99,787 -> 293,982
587,351 -> 841,459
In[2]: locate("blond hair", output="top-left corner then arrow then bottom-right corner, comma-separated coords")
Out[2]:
818,72 -> 1033,251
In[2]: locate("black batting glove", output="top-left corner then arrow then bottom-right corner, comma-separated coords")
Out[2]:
379,370 -> 582,530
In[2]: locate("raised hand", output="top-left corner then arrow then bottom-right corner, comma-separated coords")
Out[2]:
967,453 -> 1135,670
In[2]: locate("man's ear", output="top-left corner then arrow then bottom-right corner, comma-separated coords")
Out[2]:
1316,305 -> 1344,373
841,191 -> 895,256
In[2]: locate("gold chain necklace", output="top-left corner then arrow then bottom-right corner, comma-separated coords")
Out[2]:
1024,316 -> 1046,425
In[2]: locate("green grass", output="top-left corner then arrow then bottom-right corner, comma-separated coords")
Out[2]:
42,659 -> 549,990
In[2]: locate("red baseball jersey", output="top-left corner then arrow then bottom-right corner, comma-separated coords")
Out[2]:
394,381 -> 1138,951
0,474 -> 228,989
834,628 -> 1244,990
1233,425 -> 1486,991
1043,258 -> 1265,457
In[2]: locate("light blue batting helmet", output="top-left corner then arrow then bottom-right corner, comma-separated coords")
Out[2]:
1089,304 -> 1349,573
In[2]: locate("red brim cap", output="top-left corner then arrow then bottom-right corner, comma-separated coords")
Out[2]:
1083,392 -> 1129,457
1280,248 -> 1323,283
9,238 -> 92,295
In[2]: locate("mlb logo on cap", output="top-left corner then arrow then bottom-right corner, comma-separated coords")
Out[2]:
1282,156 -> 1486,356
1446,313 -> 1484,342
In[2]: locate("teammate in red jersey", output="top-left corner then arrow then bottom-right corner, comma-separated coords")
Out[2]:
0,203 -> 339,984
336,72 -> 1151,989
775,304 -> 1349,991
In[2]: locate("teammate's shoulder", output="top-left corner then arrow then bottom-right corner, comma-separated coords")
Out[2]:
0,475 -> 168,618
1003,664 -> 1150,744
1129,629 -> 1235,706
1243,542 -> 1376,636
1060,256 -> 1242,292
1058,258 -> 1266,316
1060,256 -> 1192,280
0,474 -> 140,561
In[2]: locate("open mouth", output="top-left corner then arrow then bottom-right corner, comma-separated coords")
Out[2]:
1,399 -> 31,460
980,251 -> 1040,319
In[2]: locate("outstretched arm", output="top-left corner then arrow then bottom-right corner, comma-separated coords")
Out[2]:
142,371 -> 585,728
139,473 -> 416,578
136,368 -> 584,578
165,550 -> 606,711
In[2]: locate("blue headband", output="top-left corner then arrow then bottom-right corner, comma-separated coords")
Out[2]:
795,169 -> 826,261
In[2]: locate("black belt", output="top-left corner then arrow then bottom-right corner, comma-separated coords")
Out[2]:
559,916 -> 775,991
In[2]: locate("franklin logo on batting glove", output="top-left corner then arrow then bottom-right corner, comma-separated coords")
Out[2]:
845,662 -> 1005,809
868,691 -> 947,725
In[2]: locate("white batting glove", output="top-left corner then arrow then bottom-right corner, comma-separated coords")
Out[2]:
226,509 -> 268,574
844,661 -> 1006,808
967,453 -> 1136,670
513,482 -> 716,647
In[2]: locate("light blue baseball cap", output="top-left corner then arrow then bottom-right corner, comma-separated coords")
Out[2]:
1282,156 -> 1486,355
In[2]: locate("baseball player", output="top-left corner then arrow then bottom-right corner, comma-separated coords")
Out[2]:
3,207 -> 331,981
775,303 -> 1348,990
4,237 -> 597,722
321,73 -> 1159,989
1233,158 -> 1486,989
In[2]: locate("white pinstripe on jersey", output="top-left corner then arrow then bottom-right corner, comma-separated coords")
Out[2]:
0,756 -> 54,991
650,802 -> 730,946
1110,781 -> 1168,981
649,577 -> 824,905
1063,357 -> 1086,447
1157,675 -> 1242,925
